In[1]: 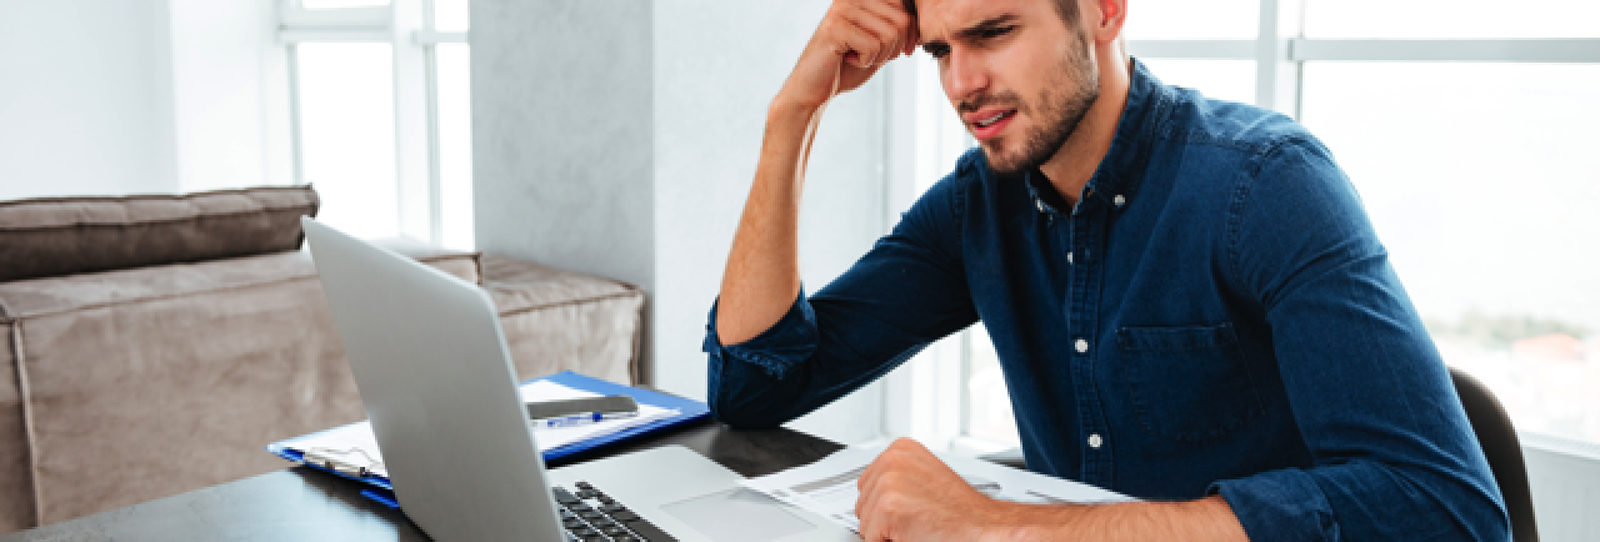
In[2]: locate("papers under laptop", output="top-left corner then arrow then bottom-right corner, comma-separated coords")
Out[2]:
289,380 -> 681,478
302,217 -> 860,540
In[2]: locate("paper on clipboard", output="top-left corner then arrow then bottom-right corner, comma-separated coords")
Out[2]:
285,380 -> 678,478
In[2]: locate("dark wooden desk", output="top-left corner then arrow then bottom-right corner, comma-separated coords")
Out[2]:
2,419 -> 843,541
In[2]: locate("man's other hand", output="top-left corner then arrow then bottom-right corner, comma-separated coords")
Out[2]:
855,438 -> 1017,542
779,0 -> 918,112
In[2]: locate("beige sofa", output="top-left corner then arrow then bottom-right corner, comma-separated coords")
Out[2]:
0,187 -> 644,533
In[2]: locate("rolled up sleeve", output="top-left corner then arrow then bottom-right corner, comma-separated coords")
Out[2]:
704,169 -> 979,429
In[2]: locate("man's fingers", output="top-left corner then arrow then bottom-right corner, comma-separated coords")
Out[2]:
850,0 -> 914,63
856,472 -> 889,542
856,447 -> 892,538
836,9 -> 897,67
905,22 -> 920,55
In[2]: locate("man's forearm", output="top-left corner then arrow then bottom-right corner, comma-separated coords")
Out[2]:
715,99 -> 827,345
1000,495 -> 1248,542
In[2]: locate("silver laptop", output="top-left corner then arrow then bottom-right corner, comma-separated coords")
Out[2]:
303,218 -> 856,541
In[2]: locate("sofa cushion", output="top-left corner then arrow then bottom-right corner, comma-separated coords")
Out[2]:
0,243 -> 479,528
482,255 -> 644,386
0,185 -> 319,282
0,244 -> 479,321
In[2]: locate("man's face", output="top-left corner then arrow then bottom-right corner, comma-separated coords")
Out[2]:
917,0 -> 1100,177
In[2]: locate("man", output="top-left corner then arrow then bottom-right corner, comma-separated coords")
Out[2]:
704,0 -> 1509,539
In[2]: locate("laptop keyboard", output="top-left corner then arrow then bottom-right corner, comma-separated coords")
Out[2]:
552,481 -> 677,542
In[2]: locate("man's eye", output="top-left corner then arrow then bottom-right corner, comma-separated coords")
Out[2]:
980,26 -> 1015,39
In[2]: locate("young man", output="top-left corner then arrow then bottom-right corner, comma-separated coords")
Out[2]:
705,0 -> 1509,539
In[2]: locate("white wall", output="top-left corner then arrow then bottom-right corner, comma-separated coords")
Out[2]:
652,0 -> 889,444
473,0 -> 892,444
0,0 -> 179,200
168,0 -> 292,193
0,0 -> 285,202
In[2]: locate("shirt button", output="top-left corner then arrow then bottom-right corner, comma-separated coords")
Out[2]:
1067,251 -> 1074,264
1113,194 -> 1127,208
1036,198 -> 1045,213
1074,339 -> 1089,353
1088,434 -> 1103,449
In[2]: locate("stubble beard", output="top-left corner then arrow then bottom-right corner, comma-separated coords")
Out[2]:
978,35 -> 1101,178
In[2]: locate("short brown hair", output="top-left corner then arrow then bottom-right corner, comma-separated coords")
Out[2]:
903,0 -> 1083,28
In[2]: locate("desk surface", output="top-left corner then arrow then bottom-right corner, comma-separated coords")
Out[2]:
2,419 -> 843,541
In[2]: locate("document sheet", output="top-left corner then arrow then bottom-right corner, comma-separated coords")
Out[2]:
740,446 -> 1137,532
285,381 -> 678,477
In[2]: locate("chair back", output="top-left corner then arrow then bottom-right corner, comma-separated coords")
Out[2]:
1449,367 -> 1539,542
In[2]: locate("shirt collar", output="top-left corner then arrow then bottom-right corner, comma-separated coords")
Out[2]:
1023,58 -> 1170,214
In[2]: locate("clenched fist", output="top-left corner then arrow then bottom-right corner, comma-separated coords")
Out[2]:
856,438 -> 1019,542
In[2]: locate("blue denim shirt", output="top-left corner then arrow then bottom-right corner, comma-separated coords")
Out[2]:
704,60 -> 1508,541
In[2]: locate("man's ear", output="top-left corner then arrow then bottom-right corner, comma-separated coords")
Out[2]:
1092,0 -> 1127,44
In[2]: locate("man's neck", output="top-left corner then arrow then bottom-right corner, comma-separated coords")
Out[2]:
1038,55 -> 1133,210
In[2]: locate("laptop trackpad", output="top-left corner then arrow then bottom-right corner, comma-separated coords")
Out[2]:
661,488 -> 817,541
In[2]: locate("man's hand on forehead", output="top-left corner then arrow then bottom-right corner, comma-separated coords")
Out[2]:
901,0 -> 922,46
777,0 -> 921,110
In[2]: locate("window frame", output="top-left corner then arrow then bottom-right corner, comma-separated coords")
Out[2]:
277,0 -> 465,244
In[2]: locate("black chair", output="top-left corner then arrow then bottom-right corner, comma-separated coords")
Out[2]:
978,367 -> 1538,540
1449,367 -> 1539,542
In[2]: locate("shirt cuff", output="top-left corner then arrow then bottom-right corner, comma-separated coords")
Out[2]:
1210,468 -> 1337,541
702,288 -> 819,380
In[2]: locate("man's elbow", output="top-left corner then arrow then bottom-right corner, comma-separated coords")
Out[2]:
709,405 -> 784,430
1462,490 -> 1511,542
707,392 -> 794,429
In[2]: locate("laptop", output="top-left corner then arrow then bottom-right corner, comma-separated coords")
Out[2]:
302,217 -> 857,541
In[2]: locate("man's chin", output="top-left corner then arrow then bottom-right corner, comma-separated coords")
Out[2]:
979,142 -> 1031,178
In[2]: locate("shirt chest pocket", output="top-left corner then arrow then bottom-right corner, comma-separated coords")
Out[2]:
1117,323 -> 1266,445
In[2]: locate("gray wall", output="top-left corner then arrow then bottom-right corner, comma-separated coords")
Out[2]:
473,0 -> 889,444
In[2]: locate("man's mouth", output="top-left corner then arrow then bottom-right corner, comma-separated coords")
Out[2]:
968,108 -> 1018,141
975,110 -> 1015,128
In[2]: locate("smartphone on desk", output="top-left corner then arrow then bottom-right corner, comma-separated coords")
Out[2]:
525,395 -> 639,420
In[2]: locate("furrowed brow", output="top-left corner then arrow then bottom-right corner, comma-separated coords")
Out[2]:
922,13 -> 1018,55
955,14 -> 1019,41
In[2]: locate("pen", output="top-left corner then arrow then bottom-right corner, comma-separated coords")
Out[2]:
534,411 -> 639,429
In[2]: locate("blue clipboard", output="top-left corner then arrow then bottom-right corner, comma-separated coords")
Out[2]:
266,370 -> 710,502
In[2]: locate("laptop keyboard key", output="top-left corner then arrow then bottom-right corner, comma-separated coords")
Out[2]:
552,481 -> 673,541
552,487 -> 581,504
621,518 -> 676,542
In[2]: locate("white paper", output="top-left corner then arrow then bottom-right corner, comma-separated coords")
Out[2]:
279,381 -> 678,477
517,380 -> 678,449
740,446 -> 1137,532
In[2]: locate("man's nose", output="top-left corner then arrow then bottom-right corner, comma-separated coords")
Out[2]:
943,50 -> 989,105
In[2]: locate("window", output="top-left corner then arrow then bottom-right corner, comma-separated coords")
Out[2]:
890,0 -> 1600,454
280,0 -> 473,248
1304,0 -> 1600,39
1301,62 -> 1600,445
294,43 -> 398,239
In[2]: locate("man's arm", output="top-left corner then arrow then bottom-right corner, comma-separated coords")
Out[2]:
855,439 -> 1248,542
716,0 -> 917,345
704,0 -> 973,430
1213,138 -> 1508,540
